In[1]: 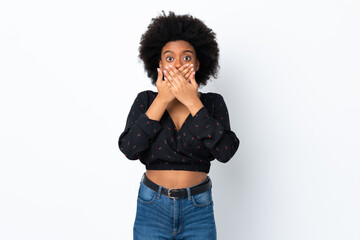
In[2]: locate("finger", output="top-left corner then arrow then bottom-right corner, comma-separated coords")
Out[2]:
163,69 -> 176,86
165,67 -> 180,87
164,77 -> 171,86
178,64 -> 189,73
184,67 -> 195,80
169,67 -> 184,88
179,64 -> 191,78
189,71 -> 197,86
169,65 -> 187,83
157,68 -> 163,82
165,77 -> 174,91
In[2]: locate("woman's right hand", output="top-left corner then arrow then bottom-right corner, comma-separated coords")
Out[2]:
156,64 -> 193,104
156,67 -> 175,104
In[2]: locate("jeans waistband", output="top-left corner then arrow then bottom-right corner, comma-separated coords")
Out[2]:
140,172 -> 212,199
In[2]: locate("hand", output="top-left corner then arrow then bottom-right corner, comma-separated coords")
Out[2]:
155,67 -> 175,104
177,64 -> 194,82
157,63 -> 195,104
163,64 -> 199,107
160,62 -> 193,82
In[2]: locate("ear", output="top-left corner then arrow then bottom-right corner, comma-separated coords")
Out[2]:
195,60 -> 200,71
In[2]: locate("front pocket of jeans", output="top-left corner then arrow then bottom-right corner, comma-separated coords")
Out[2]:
191,188 -> 213,207
137,182 -> 157,204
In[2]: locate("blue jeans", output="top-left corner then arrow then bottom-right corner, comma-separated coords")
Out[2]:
133,172 -> 217,239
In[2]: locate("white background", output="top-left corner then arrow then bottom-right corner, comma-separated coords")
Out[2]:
1,0 -> 359,239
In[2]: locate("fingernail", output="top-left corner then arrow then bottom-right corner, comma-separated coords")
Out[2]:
157,68 -> 159,72
165,66 -> 168,69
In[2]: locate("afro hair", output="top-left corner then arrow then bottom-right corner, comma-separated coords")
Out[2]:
138,10 -> 220,87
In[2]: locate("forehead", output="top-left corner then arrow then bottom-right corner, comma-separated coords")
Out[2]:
161,40 -> 195,53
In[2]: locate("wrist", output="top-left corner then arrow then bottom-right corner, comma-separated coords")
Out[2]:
156,94 -> 171,107
187,98 -> 204,117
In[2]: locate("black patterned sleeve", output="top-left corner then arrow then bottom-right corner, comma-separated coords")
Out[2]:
186,94 -> 240,163
118,91 -> 162,160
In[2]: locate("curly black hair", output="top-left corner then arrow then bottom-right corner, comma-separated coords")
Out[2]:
138,10 -> 220,87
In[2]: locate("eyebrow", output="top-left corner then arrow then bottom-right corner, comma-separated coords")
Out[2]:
163,50 -> 194,55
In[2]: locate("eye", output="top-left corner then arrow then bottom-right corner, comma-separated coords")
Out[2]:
184,56 -> 191,61
166,56 -> 173,62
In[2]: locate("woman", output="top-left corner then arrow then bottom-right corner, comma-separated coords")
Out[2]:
118,11 -> 240,239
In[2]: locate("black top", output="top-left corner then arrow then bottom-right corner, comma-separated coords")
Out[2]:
118,90 -> 240,173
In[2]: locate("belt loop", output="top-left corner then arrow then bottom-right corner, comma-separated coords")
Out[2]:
186,187 -> 191,200
157,185 -> 162,199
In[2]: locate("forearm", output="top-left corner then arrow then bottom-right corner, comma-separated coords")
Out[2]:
119,91 -> 163,160
145,95 -> 169,121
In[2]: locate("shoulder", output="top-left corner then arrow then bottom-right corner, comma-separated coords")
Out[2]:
135,90 -> 157,100
133,90 -> 157,108
202,91 -> 225,102
136,89 -> 153,96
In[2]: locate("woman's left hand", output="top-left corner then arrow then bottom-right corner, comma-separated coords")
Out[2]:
163,65 -> 199,107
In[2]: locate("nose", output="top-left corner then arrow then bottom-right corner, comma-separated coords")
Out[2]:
173,58 -> 182,69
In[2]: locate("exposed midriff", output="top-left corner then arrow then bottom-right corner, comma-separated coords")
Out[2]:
145,170 -> 208,189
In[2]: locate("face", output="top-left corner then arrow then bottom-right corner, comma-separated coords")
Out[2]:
159,40 -> 200,75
